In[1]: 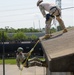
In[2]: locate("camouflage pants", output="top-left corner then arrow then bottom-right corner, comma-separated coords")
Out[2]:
23,57 -> 47,67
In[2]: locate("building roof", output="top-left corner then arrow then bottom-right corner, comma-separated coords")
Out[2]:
39,28 -> 74,72
40,29 -> 74,59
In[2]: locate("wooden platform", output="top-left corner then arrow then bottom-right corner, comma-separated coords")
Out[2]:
39,28 -> 74,72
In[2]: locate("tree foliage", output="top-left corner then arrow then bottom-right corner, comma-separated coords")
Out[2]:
13,31 -> 28,41
0,31 -> 9,41
2,27 -> 40,33
30,35 -> 38,40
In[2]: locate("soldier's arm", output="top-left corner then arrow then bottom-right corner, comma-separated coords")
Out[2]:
23,53 -> 28,57
39,5 -> 46,18
16,56 -> 20,69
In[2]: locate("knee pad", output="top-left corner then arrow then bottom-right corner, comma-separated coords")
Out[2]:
46,14 -> 51,21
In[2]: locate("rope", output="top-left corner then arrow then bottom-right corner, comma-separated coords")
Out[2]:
20,40 -> 40,75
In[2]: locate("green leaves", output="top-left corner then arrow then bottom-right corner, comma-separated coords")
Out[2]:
13,31 -> 27,41
0,31 -> 9,41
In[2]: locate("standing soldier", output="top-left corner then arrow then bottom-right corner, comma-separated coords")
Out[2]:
37,0 -> 68,39
16,47 -> 47,70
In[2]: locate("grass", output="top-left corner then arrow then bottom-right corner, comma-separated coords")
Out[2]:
0,57 -> 45,64
0,59 -> 16,64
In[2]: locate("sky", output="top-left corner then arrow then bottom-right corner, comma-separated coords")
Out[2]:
0,0 -> 74,29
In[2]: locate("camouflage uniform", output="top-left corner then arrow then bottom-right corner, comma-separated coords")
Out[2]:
16,47 -> 46,69
16,47 -> 28,69
37,0 -> 67,39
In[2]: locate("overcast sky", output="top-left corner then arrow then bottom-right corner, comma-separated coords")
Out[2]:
0,0 -> 74,29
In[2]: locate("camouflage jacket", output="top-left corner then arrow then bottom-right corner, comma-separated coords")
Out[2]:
16,53 -> 28,68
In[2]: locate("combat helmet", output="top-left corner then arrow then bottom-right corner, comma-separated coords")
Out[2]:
37,0 -> 43,6
17,47 -> 23,52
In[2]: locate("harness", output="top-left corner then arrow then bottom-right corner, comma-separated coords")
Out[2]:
46,6 -> 61,21
50,6 -> 61,17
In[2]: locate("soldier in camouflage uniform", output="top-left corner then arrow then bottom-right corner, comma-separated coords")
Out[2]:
16,47 -> 46,70
37,0 -> 68,39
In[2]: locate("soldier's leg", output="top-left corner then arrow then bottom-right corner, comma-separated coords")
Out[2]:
29,57 -> 38,62
51,6 -> 67,33
29,61 -> 42,67
42,14 -> 52,39
22,59 -> 29,68
45,19 -> 52,34
29,57 -> 47,67
28,57 -> 37,67
29,57 -> 42,63
56,17 -> 68,33
29,61 -> 47,67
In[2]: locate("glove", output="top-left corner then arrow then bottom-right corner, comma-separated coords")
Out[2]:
28,48 -> 34,56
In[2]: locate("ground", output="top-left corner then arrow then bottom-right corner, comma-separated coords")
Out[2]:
0,65 -> 46,75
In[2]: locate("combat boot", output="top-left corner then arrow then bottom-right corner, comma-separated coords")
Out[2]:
41,61 -> 48,67
63,29 -> 68,33
42,34 -> 52,40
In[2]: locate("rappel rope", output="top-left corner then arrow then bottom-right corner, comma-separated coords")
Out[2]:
20,40 -> 40,75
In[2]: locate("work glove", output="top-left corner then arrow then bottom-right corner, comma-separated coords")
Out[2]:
28,48 -> 34,56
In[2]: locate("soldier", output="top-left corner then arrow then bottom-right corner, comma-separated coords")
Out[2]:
16,47 -> 46,70
16,47 -> 28,70
37,0 -> 68,39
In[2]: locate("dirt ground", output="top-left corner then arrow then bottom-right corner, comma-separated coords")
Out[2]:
0,65 -> 46,75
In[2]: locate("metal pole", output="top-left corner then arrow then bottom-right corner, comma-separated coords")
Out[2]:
2,31 -> 5,75
33,21 -> 35,29
39,20 -> 41,31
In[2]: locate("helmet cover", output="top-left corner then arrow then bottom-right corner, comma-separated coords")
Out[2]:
17,47 -> 23,52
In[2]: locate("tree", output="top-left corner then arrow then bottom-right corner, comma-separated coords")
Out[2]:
13,31 -> 28,41
50,27 -> 56,33
0,31 -> 9,42
30,35 -> 38,40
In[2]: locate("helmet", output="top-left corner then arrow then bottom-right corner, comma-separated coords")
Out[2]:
37,0 -> 43,6
17,47 -> 23,52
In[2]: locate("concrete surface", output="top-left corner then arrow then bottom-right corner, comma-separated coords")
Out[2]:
0,65 -> 46,75
0,65 -> 73,75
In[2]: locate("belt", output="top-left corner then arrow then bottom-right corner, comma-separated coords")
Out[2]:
50,6 -> 61,17
50,6 -> 57,11
50,6 -> 57,15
